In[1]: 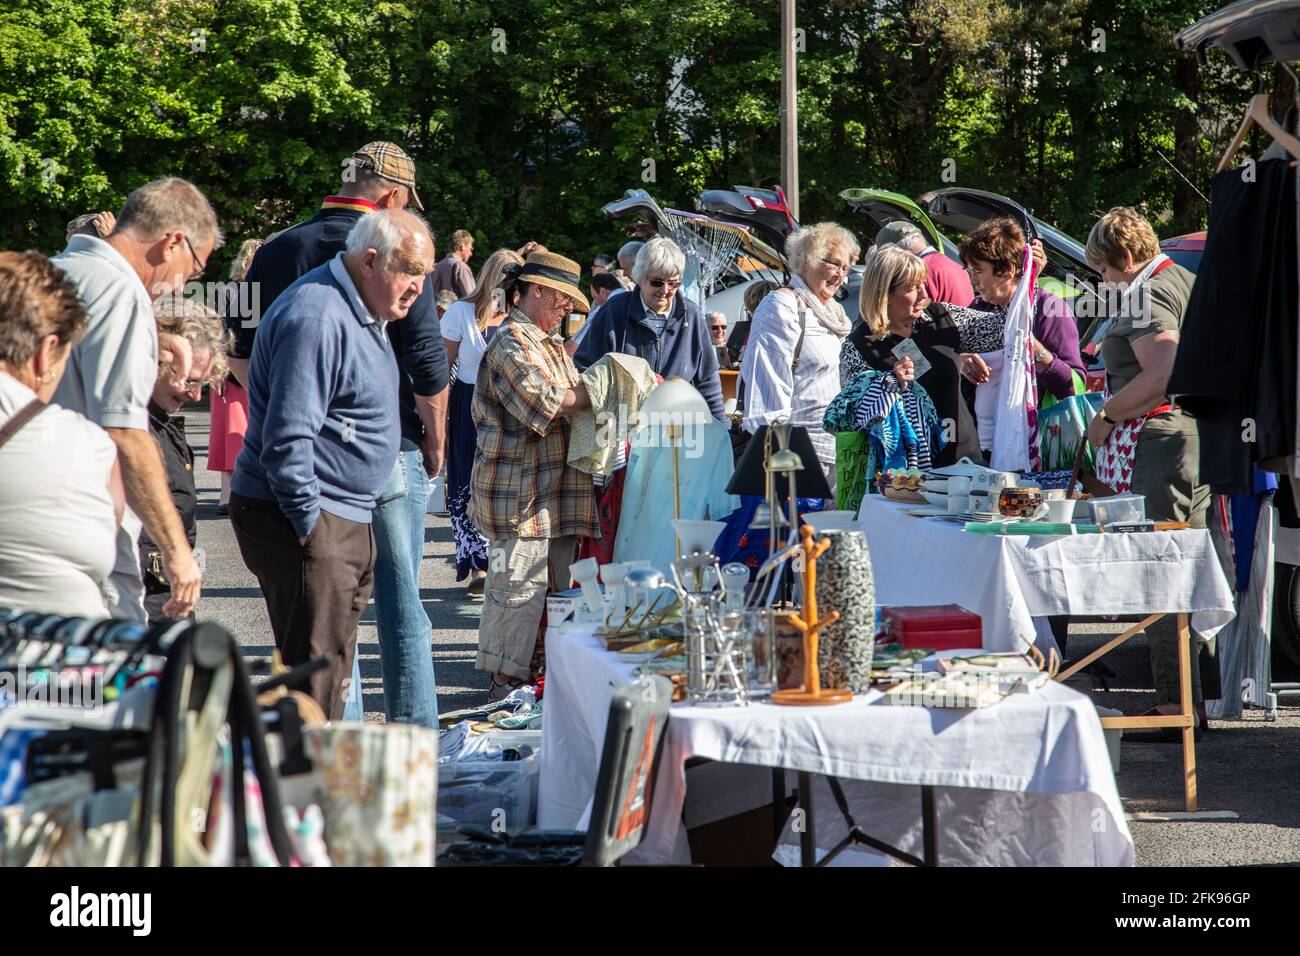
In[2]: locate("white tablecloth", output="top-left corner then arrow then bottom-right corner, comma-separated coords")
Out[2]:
859,497 -> 1237,652
538,623 -> 1135,866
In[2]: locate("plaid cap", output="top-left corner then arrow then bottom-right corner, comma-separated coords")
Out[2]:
345,141 -> 424,211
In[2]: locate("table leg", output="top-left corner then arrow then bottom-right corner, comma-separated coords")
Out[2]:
798,771 -> 816,868
1178,612 -> 1198,812
921,785 -> 937,866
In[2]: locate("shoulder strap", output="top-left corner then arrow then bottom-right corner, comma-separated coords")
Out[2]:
735,288 -> 807,415
789,292 -> 808,373
0,399 -> 47,452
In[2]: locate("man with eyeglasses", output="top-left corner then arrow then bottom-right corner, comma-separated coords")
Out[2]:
470,251 -> 597,699
232,141 -> 450,729
231,209 -> 436,719
573,236 -> 724,419
52,177 -> 220,624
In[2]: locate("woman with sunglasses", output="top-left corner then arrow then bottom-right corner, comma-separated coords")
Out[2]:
739,222 -> 860,491
572,236 -> 724,420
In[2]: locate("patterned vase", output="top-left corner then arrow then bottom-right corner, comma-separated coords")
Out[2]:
814,528 -> 876,693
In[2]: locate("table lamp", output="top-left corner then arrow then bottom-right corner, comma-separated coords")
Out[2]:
640,377 -> 713,555
727,424 -> 833,559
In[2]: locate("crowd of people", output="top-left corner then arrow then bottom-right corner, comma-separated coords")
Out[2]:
0,138 -> 1212,726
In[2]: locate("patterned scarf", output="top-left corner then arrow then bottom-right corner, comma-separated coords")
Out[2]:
790,273 -> 851,338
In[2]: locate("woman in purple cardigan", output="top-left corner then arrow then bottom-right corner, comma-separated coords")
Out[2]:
954,217 -> 1086,403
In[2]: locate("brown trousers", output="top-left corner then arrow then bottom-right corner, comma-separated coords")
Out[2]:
231,492 -> 376,719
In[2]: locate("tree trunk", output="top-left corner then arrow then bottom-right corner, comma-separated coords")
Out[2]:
1172,54 -> 1202,232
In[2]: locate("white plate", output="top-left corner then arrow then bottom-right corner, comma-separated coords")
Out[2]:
920,490 -> 949,508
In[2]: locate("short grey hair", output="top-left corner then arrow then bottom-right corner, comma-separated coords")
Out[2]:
786,222 -> 860,277
344,209 -> 435,268
631,236 -> 685,284
114,178 -> 224,252
617,240 -> 644,270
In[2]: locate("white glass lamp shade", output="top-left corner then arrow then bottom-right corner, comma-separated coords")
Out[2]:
672,519 -> 726,556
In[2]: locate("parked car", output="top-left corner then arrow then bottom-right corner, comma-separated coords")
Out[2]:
694,184 -> 863,329
839,186 -> 1101,306
1158,231 -> 1206,273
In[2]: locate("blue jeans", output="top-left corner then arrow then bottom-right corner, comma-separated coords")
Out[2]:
370,449 -> 437,727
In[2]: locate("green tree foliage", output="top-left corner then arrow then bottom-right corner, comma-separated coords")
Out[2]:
0,0 -> 1259,271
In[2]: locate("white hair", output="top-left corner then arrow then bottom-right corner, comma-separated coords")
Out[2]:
785,222 -> 860,277
617,240 -> 644,270
344,209 -> 434,267
631,236 -> 686,284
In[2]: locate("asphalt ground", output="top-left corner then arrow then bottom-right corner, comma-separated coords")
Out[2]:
183,406 -> 1300,866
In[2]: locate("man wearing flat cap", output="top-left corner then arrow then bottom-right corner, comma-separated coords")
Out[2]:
231,141 -> 448,728
471,251 -> 598,699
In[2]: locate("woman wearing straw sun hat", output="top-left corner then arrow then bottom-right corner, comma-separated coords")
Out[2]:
470,250 -> 599,699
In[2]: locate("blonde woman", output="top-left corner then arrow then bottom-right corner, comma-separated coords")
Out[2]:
1085,206 -> 1214,735
441,247 -> 525,591
740,222 -> 860,490
842,245 -> 980,466
143,296 -> 230,622
210,238 -> 261,515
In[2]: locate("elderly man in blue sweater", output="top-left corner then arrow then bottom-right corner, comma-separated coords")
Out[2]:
230,209 -> 435,719
573,236 -> 724,419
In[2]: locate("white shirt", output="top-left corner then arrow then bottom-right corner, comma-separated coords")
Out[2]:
328,254 -> 387,342
739,288 -> 843,480
0,372 -> 119,617
50,233 -> 156,581
441,300 -> 488,384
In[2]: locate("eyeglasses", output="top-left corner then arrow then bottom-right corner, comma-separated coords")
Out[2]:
162,365 -> 204,391
647,277 -> 681,290
181,233 -> 207,279
819,257 -> 850,275
709,325 -> 727,333
543,286 -> 576,309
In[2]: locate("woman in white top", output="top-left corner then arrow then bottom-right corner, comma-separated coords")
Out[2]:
441,248 -> 524,592
0,251 -> 123,618
740,222 -> 861,492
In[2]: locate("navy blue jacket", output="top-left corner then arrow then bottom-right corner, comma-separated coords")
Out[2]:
572,289 -> 723,419
232,199 -> 448,448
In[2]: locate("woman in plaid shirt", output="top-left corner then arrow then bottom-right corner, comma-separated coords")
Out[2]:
470,251 -> 597,700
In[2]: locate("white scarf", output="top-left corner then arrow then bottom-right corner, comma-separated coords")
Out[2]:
790,274 -> 851,339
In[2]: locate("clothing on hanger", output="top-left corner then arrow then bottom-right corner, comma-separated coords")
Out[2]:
1168,159 -> 1298,494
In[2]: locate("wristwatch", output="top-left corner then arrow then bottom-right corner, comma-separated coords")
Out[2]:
1100,409 -> 1117,425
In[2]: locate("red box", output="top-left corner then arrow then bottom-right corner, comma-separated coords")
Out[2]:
881,605 -> 983,652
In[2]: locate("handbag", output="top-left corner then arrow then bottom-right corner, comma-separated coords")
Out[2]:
1037,370 -> 1103,472
731,292 -> 807,463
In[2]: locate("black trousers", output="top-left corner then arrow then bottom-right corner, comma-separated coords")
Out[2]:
230,492 -> 375,720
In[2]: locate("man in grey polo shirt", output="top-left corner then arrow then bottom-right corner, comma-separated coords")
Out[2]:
53,178 -> 221,622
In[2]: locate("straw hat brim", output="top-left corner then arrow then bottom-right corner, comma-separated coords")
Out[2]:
526,274 -> 590,313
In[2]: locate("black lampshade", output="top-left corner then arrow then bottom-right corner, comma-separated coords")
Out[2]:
727,425 -> 833,500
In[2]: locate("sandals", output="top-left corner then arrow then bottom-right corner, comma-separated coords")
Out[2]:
486,674 -> 525,703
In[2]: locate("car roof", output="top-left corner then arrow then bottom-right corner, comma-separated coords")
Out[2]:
1159,231 -> 1207,251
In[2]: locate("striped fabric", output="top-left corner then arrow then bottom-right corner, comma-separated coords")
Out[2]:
469,309 -> 598,540
739,288 -> 842,484
854,374 -> 936,471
